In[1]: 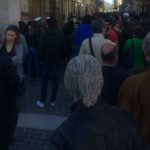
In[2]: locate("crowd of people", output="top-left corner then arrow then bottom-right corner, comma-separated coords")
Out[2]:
0,11 -> 150,150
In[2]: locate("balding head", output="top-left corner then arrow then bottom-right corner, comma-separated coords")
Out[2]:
101,43 -> 118,65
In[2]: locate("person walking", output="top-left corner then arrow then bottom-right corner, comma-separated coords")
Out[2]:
36,17 -> 66,108
0,52 -> 20,150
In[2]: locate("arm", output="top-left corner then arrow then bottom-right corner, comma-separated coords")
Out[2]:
12,44 -> 23,65
38,34 -> 45,63
20,34 -> 28,60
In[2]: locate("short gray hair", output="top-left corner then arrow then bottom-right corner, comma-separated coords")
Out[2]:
92,19 -> 105,33
64,55 -> 103,107
143,32 -> 150,56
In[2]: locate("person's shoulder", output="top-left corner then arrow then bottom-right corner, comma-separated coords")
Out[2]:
105,104 -> 137,127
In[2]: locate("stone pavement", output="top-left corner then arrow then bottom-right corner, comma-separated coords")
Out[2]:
10,70 -> 74,150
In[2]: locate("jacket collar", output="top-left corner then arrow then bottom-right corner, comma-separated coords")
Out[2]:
93,33 -> 104,38
71,95 -> 104,114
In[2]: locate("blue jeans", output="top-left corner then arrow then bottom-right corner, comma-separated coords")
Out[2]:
40,63 -> 60,103
27,47 -> 40,78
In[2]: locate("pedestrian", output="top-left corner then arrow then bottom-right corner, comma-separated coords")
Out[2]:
0,24 -> 25,145
122,25 -> 145,74
79,19 -> 111,64
50,55 -> 149,150
36,17 -> 66,108
0,52 -> 20,150
26,21 -> 40,82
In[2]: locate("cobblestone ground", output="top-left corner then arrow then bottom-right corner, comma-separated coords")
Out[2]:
10,128 -> 53,150
10,67 -> 74,150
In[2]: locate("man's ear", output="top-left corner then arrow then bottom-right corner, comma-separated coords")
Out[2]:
142,46 -> 148,57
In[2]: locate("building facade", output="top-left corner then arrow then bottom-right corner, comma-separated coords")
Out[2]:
122,0 -> 150,22
0,0 -> 100,33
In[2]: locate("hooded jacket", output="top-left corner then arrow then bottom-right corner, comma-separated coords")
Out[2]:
74,24 -> 93,48
38,27 -> 67,64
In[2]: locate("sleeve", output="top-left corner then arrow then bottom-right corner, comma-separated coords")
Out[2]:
12,45 -> 23,65
21,34 -> 28,60
38,34 -> 46,63
122,39 -> 131,55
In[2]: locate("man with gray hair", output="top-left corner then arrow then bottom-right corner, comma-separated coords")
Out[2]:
50,55 -> 149,150
79,19 -> 111,63
117,33 -> 150,147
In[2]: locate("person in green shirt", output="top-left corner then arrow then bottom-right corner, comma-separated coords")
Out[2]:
122,25 -> 146,74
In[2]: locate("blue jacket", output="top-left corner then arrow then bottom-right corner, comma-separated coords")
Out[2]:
74,24 -> 93,48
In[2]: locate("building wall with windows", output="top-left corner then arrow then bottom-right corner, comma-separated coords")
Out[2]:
0,0 -> 99,33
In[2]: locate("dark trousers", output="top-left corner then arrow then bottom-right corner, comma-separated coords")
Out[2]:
0,123 -> 10,150
40,63 -> 60,103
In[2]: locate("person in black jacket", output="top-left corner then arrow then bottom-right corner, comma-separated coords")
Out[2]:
36,17 -> 66,107
0,52 -> 20,150
49,55 -> 149,150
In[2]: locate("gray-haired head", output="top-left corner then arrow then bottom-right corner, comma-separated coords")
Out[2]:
143,32 -> 150,56
64,55 -> 103,107
92,19 -> 105,33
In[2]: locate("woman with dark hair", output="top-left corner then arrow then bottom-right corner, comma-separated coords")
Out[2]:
1,25 -> 24,81
0,24 -> 24,145
122,25 -> 146,74
26,21 -> 40,82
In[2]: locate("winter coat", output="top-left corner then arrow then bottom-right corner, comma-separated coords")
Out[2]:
38,27 -> 67,64
74,24 -> 93,48
50,97 -> 149,150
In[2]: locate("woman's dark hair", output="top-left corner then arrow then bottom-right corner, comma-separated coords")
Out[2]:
132,25 -> 144,39
82,15 -> 92,24
5,25 -> 21,45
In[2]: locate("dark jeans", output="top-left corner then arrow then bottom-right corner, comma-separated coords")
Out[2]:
40,63 -> 60,103
27,47 -> 40,78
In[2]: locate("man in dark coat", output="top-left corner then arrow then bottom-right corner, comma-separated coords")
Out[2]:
0,53 -> 20,150
37,17 -> 66,108
49,55 -> 149,150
